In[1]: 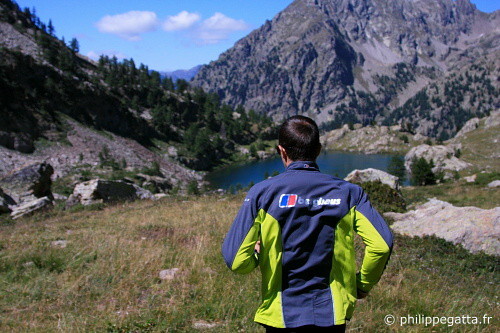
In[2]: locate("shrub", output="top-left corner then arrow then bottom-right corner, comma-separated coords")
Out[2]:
354,180 -> 406,214
141,161 -> 162,177
187,180 -> 199,195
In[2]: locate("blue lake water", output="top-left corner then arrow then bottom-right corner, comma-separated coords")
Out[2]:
206,151 -> 401,189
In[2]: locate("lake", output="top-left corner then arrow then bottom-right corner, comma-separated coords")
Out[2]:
206,151 -> 402,190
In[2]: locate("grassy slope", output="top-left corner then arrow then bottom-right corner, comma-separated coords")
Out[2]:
0,195 -> 498,332
452,117 -> 500,174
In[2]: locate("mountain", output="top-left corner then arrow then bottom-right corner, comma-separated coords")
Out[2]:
160,65 -> 202,82
0,0 -> 274,185
192,0 -> 499,139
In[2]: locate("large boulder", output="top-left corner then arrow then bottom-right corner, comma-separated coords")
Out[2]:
10,196 -> 53,220
0,162 -> 54,204
385,199 -> 500,256
404,144 -> 470,177
345,168 -> 400,191
66,179 -> 154,207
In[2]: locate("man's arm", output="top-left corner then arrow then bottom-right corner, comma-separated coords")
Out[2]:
353,189 -> 394,294
222,194 -> 261,274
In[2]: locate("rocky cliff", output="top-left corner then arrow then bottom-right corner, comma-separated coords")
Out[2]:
192,0 -> 499,138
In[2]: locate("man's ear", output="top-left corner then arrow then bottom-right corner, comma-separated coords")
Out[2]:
278,145 -> 289,161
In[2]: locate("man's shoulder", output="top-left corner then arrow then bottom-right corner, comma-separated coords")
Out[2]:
249,171 -> 363,193
247,173 -> 286,195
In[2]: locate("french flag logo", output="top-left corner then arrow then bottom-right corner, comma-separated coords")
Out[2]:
279,194 -> 298,208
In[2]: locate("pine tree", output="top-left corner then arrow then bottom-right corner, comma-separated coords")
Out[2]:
69,38 -> 79,53
48,19 -> 55,36
410,157 -> 436,186
388,156 -> 406,182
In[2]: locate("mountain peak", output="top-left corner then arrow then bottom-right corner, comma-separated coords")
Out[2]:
192,0 -> 498,138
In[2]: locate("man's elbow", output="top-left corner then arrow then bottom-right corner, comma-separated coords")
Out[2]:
230,256 -> 258,274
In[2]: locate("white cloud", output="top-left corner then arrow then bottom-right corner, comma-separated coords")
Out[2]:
96,11 -> 159,41
87,50 -> 127,61
195,13 -> 249,44
163,11 -> 201,31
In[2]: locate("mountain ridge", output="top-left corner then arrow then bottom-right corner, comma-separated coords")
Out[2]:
192,0 -> 499,139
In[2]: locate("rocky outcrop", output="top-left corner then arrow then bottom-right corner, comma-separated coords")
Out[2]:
0,162 -> 54,204
66,179 -> 154,207
321,124 -> 430,154
404,144 -> 471,177
454,117 -> 480,138
135,173 -> 173,193
345,168 -> 400,191
385,199 -> 500,256
10,196 -> 53,220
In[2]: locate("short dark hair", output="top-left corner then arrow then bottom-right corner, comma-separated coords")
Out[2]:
279,115 -> 321,161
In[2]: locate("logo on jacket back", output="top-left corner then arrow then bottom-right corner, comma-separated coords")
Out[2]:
279,194 -> 297,208
279,194 -> 341,208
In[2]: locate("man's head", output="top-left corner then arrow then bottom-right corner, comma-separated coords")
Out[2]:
278,115 -> 321,163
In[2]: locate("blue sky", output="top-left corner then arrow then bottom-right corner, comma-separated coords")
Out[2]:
14,0 -> 499,72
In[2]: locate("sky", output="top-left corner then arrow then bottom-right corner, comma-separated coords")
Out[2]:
14,0 -> 500,72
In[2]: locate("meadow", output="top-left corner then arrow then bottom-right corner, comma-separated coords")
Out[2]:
0,193 -> 498,332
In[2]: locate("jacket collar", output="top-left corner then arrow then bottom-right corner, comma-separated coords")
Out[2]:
286,161 -> 320,172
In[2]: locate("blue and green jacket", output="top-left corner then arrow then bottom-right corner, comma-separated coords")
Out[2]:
222,161 -> 393,328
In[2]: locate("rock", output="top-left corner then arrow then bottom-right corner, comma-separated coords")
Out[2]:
454,117 -> 480,138
487,180 -> 500,188
404,144 -> 470,177
10,196 -> 53,220
321,125 -> 350,147
167,146 -> 178,158
159,268 -> 180,280
413,134 -> 426,141
464,174 -> 476,183
153,193 -> 168,200
66,179 -> 154,207
135,173 -> 172,193
385,198 -> 500,256
192,320 -> 223,329
53,193 -> 68,201
257,151 -> 269,159
345,168 -> 400,191
51,240 -> 68,248
0,162 -> 54,204
237,146 -> 250,155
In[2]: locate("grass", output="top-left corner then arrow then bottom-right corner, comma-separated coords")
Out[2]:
455,119 -> 500,172
402,179 -> 500,209
0,194 -> 498,332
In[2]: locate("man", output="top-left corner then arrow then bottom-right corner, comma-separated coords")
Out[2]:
222,116 -> 393,332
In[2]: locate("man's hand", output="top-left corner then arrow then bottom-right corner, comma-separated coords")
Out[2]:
254,241 -> 261,254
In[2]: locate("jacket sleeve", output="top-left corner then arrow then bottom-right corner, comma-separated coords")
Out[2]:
222,191 -> 261,274
353,188 -> 393,292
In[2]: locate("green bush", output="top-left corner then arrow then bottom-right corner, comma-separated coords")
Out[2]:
187,181 -> 199,195
354,180 -> 406,214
